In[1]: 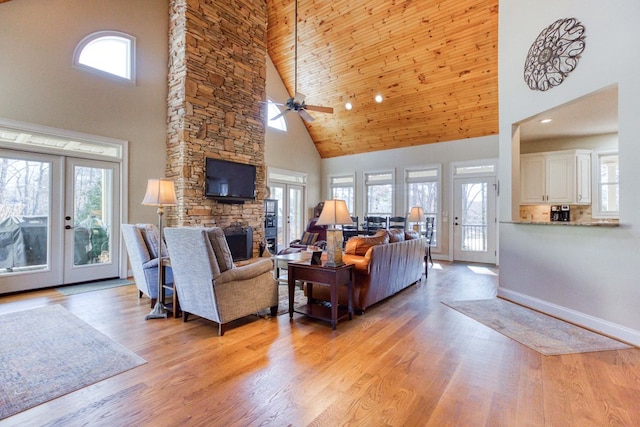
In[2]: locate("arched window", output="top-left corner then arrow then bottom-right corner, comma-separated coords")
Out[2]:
266,99 -> 287,132
73,31 -> 135,82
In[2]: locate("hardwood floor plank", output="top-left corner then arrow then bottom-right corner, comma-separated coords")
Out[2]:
1,262 -> 639,426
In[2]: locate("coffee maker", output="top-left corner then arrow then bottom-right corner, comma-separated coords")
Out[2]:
550,205 -> 570,222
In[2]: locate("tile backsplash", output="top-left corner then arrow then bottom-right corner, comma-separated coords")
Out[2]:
519,205 -> 594,223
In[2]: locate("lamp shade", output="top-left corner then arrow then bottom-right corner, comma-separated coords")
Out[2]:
407,206 -> 424,222
142,179 -> 177,206
315,199 -> 353,226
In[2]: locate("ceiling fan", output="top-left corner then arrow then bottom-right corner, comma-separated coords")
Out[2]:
270,0 -> 333,123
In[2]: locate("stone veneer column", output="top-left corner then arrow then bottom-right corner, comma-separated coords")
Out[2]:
167,0 -> 267,256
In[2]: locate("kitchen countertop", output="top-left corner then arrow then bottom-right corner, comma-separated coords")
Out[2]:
504,220 -> 619,227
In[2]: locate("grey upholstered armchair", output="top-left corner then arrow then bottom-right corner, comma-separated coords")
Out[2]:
164,226 -> 278,336
121,223 -> 174,307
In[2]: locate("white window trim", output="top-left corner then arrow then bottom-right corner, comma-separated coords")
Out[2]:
73,30 -> 136,85
591,148 -> 619,219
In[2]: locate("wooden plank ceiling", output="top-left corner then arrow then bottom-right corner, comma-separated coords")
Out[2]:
267,0 -> 499,158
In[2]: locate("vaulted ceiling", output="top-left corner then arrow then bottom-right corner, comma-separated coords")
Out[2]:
266,0 -> 499,158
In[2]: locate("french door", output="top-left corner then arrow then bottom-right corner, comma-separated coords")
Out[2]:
0,150 -> 120,293
453,176 -> 497,264
271,183 -> 304,249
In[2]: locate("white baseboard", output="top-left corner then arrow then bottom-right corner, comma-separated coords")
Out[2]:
498,288 -> 640,348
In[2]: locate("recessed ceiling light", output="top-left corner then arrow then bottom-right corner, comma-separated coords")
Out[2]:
375,94 -> 383,103
540,118 -> 553,124
345,102 -> 353,110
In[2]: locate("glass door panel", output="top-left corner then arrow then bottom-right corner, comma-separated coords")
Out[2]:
271,184 -> 285,248
453,176 -> 496,264
64,158 -> 120,284
288,185 -> 304,244
0,150 -> 63,292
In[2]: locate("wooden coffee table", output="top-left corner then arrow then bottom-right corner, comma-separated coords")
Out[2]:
287,260 -> 354,330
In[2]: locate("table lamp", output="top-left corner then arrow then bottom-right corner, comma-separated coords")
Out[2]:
315,199 -> 353,267
142,178 -> 177,320
408,206 -> 424,233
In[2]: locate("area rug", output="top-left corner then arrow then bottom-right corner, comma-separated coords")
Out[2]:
442,298 -> 633,356
55,278 -> 133,295
0,304 -> 146,420
277,285 -> 307,315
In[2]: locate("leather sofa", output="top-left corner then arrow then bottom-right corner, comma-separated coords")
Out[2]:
311,229 -> 427,313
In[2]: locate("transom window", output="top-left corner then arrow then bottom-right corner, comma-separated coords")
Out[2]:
73,31 -> 135,82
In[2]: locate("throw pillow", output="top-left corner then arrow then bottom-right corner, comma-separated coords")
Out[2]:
404,230 -> 420,240
299,231 -> 319,245
206,227 -> 235,273
344,232 -> 389,256
138,223 -> 168,259
388,229 -> 405,243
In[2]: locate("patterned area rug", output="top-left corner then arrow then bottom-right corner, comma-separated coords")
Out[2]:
0,304 -> 146,420
277,285 -> 307,315
443,298 -> 633,356
55,278 -> 133,295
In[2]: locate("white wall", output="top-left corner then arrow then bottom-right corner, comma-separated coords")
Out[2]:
0,0 -> 169,226
498,1 -> 640,344
322,135 -> 499,258
265,55 -> 322,215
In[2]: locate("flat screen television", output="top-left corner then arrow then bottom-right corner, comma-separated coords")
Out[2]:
204,158 -> 256,203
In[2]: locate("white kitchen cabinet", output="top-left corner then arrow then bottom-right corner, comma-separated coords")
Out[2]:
520,150 -> 591,204
576,152 -> 591,203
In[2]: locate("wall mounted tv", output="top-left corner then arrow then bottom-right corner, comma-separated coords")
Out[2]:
204,158 -> 256,203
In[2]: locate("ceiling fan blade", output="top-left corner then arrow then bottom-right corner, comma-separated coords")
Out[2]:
298,109 -> 315,122
293,92 -> 306,105
305,105 -> 334,114
270,109 -> 289,121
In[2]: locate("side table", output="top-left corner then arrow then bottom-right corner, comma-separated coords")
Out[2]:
288,261 -> 354,330
273,250 -> 310,285
161,258 -> 180,318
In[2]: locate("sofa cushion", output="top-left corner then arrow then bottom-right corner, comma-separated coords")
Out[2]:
404,230 -> 420,240
344,230 -> 389,256
206,227 -> 235,273
388,229 -> 405,243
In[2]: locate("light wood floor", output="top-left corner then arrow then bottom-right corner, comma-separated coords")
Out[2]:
2,262 -> 639,426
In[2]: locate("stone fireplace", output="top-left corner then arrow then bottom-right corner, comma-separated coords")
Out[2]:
166,0 -> 268,256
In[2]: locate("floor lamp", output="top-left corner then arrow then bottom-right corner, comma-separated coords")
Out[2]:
142,178 -> 177,320
408,206 -> 424,233
315,199 -> 354,267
